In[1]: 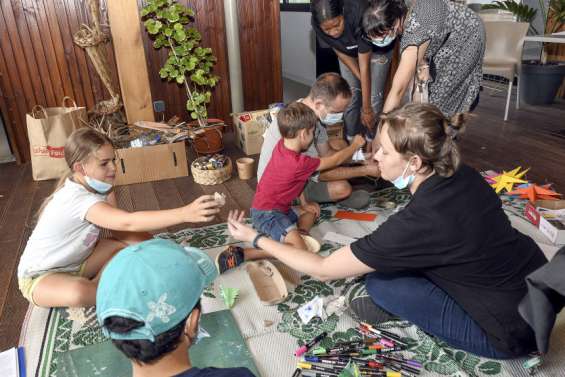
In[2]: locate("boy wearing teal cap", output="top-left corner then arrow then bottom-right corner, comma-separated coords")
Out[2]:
96,239 -> 255,377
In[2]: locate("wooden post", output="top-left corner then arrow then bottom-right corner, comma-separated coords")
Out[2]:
107,0 -> 154,123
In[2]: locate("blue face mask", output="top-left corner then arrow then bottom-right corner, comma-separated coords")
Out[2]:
391,161 -> 415,190
371,33 -> 396,48
84,176 -> 113,194
322,112 -> 343,125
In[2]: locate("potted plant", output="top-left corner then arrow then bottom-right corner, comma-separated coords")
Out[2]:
482,0 -> 565,105
141,0 -> 225,154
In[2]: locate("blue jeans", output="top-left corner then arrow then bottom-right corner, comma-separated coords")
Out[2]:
365,272 -> 513,359
339,50 -> 393,139
250,208 -> 299,242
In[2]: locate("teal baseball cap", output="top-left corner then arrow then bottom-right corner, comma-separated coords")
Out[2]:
96,238 -> 217,342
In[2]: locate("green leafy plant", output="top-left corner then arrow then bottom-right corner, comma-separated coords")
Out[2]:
482,0 -> 565,35
482,0 -> 565,62
141,0 -> 219,126
482,1 -> 538,33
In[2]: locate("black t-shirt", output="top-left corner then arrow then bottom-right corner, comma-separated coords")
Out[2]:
312,0 -> 374,57
351,164 -> 547,356
174,367 -> 255,377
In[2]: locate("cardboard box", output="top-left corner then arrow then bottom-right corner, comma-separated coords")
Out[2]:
524,202 -> 541,226
524,200 -> 565,227
114,141 -> 188,186
232,109 -> 274,155
523,200 -> 565,244
539,211 -> 565,244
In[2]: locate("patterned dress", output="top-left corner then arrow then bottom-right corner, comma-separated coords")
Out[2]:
401,0 -> 485,116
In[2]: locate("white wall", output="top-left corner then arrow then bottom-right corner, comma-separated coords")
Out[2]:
281,11 -> 316,86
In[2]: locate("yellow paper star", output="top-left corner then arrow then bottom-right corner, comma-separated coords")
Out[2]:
491,174 -> 528,194
504,166 -> 530,180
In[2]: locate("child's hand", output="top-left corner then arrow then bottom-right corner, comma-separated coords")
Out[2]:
352,135 -> 366,148
227,210 -> 257,243
182,195 -> 221,222
363,160 -> 381,177
302,202 -> 320,218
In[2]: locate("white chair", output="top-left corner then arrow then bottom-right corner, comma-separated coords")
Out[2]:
482,21 -> 529,121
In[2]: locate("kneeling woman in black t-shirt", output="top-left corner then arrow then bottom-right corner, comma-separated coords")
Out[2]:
226,103 -> 547,359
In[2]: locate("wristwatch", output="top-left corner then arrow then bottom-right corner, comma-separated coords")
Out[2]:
252,232 -> 266,249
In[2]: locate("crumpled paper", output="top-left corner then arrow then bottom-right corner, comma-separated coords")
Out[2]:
297,295 -> 348,324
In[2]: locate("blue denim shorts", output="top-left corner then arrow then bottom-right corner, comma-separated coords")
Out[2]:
250,208 -> 299,242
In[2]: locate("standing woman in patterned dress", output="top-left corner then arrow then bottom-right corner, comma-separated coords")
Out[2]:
363,0 -> 485,116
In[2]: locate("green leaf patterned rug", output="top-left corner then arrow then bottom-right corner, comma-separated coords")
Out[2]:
20,188 -> 565,377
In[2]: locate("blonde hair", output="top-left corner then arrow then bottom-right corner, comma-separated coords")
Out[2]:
381,103 -> 469,177
35,128 -> 113,219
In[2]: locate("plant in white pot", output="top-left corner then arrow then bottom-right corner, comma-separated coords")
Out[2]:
141,0 -> 220,127
483,0 -> 565,105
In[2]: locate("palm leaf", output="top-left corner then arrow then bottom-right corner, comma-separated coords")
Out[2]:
482,1 -> 539,33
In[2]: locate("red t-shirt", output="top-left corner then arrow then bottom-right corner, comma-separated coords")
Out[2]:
252,140 -> 320,213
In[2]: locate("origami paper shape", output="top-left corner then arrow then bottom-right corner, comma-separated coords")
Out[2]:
219,286 -> 239,309
491,167 -> 529,193
508,184 -> 561,203
339,360 -> 362,377
505,166 -> 530,180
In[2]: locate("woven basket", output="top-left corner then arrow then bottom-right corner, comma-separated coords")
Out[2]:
191,157 -> 233,185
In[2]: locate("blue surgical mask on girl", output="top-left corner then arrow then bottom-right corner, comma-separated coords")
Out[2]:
84,176 -> 113,194
371,33 -> 396,48
322,112 -> 344,125
392,160 -> 415,189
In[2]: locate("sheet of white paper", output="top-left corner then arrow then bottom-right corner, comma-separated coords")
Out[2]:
352,149 -> 365,161
323,231 -> 357,246
297,296 -> 325,324
0,347 -> 19,377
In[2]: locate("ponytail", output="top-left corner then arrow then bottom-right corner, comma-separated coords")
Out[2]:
382,104 -> 470,177
34,128 -> 113,221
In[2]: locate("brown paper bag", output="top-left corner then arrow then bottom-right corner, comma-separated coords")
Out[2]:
26,97 -> 87,181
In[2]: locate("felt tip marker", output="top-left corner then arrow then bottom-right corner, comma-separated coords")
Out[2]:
303,356 -> 348,367
300,372 -> 338,377
292,367 -> 302,377
295,332 -> 328,357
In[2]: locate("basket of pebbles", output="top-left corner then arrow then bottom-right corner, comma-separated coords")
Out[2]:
191,154 -> 232,185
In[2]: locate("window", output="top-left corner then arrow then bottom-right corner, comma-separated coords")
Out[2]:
280,0 -> 310,12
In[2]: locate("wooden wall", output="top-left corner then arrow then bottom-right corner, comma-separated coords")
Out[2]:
238,0 -> 283,111
0,0 -> 283,163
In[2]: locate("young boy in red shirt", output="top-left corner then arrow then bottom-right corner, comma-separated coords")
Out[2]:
217,102 -> 364,273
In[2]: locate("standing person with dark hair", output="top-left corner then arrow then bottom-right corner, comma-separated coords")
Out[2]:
97,239 -> 255,377
227,103 -> 547,359
362,0 -> 485,117
311,0 -> 393,146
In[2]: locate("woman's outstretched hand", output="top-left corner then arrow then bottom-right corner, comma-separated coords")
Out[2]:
227,210 -> 257,243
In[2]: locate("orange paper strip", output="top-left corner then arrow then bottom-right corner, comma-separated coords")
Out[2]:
334,211 -> 377,222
